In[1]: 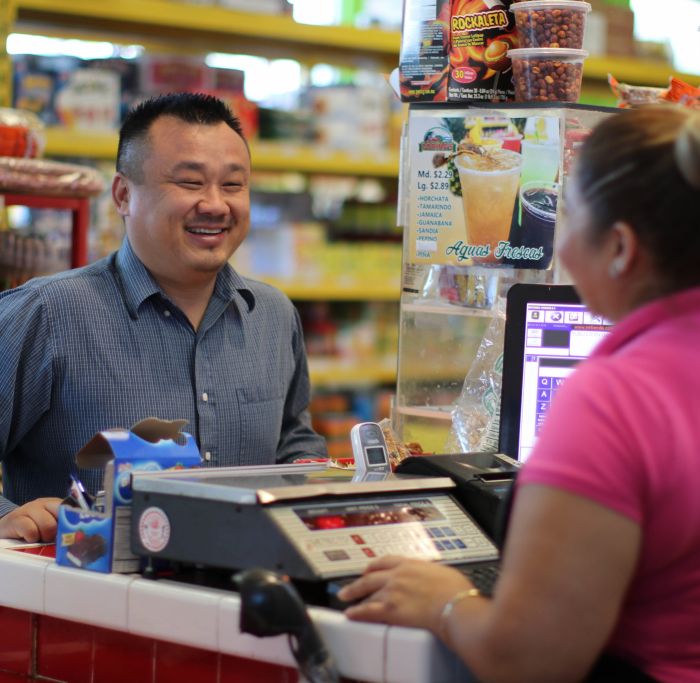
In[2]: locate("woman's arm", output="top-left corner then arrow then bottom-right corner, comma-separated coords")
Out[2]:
341,483 -> 641,683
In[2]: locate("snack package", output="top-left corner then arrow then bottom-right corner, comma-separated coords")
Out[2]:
663,77 -> 700,110
608,74 -> 667,108
399,0 -> 451,101
608,74 -> 700,110
448,0 -> 519,102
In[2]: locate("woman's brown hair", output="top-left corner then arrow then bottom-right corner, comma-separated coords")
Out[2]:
576,106 -> 700,290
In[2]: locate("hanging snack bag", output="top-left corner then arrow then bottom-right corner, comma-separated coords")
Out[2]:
399,0 -> 451,101
448,0 -> 519,102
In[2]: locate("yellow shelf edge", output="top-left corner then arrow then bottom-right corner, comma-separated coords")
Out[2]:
584,56 -> 699,87
258,278 -> 401,301
309,357 -> 397,386
43,128 -> 400,177
15,0 -> 400,58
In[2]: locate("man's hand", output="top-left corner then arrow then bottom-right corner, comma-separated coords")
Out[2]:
0,498 -> 62,542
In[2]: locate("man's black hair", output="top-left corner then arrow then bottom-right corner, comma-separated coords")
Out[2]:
116,92 -> 246,181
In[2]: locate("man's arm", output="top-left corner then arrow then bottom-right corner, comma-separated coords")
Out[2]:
275,307 -> 327,463
0,285 -> 56,533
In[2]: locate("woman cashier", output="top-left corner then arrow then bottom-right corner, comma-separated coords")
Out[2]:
338,106 -> 700,683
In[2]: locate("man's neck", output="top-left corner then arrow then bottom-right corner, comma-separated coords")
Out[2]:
158,275 -> 217,331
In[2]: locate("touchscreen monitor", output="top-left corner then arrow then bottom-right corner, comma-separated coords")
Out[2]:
499,284 -> 613,462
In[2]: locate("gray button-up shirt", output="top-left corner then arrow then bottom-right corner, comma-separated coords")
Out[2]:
0,238 -> 326,515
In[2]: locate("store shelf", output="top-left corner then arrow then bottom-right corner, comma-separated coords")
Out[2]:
584,55 -> 698,87
261,277 -> 399,302
309,356 -> 397,387
401,302 -> 496,318
394,405 -> 454,421
14,0 -> 400,69
43,128 -> 400,177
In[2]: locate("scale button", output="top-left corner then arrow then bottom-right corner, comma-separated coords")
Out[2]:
442,540 -> 455,550
324,549 -> 350,562
433,540 -> 445,551
441,527 -> 456,537
351,534 -> 365,545
454,539 -> 466,549
431,527 -> 445,538
362,547 -> 376,558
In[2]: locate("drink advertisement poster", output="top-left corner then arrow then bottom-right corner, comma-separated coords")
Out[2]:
405,107 -> 612,270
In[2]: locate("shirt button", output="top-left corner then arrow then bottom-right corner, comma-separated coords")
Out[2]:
164,310 -> 171,317
204,451 -> 212,461
202,392 -> 209,402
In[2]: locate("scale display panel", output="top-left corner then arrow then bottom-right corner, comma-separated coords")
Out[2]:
268,492 -> 498,579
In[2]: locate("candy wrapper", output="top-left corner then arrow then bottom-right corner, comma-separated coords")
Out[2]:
609,74 -> 700,110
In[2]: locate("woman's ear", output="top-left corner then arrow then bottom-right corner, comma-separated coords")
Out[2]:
112,173 -> 131,217
607,221 -> 638,279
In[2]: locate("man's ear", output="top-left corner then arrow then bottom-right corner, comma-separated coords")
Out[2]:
112,173 -> 131,217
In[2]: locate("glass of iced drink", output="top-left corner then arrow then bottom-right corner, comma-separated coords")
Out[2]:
455,148 -> 522,264
519,180 -> 559,269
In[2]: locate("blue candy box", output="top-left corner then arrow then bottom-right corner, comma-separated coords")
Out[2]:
56,418 -> 202,573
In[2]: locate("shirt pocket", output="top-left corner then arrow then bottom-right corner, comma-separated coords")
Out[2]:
236,385 -> 285,465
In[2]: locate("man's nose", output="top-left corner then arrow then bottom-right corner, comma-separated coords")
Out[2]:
197,185 -> 230,214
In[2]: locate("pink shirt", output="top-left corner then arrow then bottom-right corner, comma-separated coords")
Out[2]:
519,287 -> 700,682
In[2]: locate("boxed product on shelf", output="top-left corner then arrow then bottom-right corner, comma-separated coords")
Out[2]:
308,85 -> 391,153
54,69 -> 121,131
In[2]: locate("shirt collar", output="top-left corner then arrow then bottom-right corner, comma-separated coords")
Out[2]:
591,286 -> 700,359
113,238 -> 255,318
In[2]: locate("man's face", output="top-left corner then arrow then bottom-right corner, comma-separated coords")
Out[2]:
113,115 -> 251,289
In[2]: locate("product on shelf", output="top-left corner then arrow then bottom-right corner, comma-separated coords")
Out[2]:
608,74 -> 700,110
0,108 -> 45,158
398,0 -> 519,103
398,0 -> 450,101
508,47 -> 587,102
54,69 -> 121,131
448,0 -> 519,102
510,1 -> 591,49
0,157 -> 104,197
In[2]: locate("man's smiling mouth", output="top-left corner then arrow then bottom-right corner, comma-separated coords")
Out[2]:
186,227 -> 227,235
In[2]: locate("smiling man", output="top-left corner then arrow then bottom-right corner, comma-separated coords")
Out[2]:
0,93 -> 327,542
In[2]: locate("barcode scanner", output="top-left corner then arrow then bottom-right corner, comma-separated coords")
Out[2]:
234,568 -> 340,683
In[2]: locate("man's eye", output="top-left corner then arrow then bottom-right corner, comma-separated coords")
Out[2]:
177,180 -> 202,187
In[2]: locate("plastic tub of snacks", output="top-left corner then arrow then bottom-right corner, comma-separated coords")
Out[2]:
508,47 -> 588,102
511,0 -> 591,49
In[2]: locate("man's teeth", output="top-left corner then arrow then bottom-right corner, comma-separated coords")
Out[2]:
187,227 -> 224,234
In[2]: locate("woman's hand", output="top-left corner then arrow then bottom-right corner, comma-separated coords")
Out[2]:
0,498 -> 62,542
339,555 -> 475,634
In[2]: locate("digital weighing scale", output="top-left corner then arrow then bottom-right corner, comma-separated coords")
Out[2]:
130,463 -> 499,602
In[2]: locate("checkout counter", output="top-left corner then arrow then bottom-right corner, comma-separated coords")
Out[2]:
0,457 -> 515,683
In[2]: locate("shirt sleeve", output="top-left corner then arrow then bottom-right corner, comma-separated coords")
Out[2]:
275,306 -> 327,463
0,286 -> 54,516
518,359 -> 648,525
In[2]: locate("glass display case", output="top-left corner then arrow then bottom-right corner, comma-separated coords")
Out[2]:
392,103 -> 616,453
